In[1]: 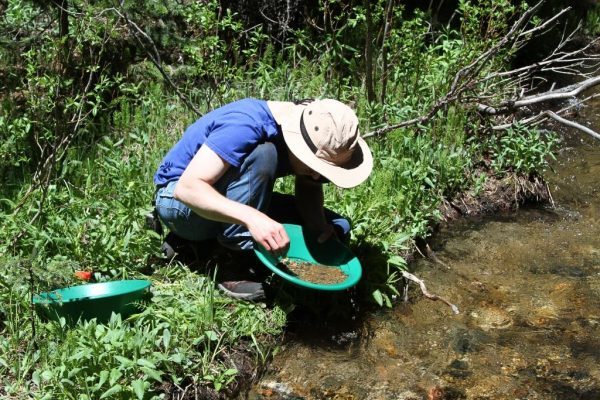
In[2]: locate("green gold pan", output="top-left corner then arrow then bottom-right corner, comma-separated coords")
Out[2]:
254,224 -> 362,290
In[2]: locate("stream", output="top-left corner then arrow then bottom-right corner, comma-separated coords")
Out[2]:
248,98 -> 600,399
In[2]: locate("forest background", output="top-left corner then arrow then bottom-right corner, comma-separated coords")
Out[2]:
1,0 -> 599,398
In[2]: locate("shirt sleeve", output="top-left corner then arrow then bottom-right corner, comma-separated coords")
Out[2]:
204,112 -> 264,168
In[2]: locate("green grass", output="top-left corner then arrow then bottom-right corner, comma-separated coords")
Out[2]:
0,88 -> 289,399
0,258 -> 286,399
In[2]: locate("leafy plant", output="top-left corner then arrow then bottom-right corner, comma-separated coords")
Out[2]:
488,125 -> 559,176
0,260 -> 285,398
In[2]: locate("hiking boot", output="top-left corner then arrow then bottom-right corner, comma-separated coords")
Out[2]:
217,280 -> 266,301
161,232 -> 197,260
160,239 -> 177,259
145,208 -> 163,235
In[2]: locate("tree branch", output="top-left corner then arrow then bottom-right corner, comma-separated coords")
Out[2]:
544,111 -> 600,140
509,76 -> 600,107
363,3 -> 600,142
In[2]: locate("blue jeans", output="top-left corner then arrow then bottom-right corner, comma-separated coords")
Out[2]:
155,142 -> 351,250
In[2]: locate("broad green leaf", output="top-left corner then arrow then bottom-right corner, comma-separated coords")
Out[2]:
109,368 -> 122,386
372,289 -> 384,306
60,378 -> 75,386
169,353 -> 183,364
136,358 -> 156,369
388,255 -> 406,267
93,370 -> 109,391
100,384 -> 122,399
32,370 -> 40,386
141,367 -> 162,383
132,379 -> 146,400
384,294 -> 392,308
162,328 -> 171,350
114,355 -> 134,368
95,325 -> 106,339
40,370 -> 53,381
67,367 -> 83,378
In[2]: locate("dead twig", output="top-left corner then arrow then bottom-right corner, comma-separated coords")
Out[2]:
425,243 -> 450,270
545,181 -> 555,208
402,270 -> 460,314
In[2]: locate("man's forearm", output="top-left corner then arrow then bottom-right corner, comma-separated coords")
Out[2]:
174,178 -> 256,227
294,177 -> 328,231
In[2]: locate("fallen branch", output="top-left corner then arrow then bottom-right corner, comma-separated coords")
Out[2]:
544,110 -> 600,140
425,243 -> 451,270
363,2 -> 600,142
402,270 -> 460,314
492,107 -> 600,140
506,75 -> 600,108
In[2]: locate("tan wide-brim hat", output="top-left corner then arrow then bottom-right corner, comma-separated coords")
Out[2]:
269,99 -> 373,188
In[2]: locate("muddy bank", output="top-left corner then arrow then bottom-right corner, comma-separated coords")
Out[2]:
439,173 -> 551,223
162,345 -> 266,400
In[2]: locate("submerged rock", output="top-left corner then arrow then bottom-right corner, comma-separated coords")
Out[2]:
469,306 -> 513,331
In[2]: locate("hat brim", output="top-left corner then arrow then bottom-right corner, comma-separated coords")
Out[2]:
277,104 -> 373,189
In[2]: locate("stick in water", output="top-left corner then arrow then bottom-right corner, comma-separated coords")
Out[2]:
402,271 -> 460,314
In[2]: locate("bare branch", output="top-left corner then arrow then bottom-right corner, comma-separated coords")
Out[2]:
402,271 -> 460,314
365,1 -> 549,138
362,2 -> 600,143
518,6 -> 571,39
509,76 -> 600,107
543,111 -> 600,140
492,104 -> 600,141
364,114 -> 435,139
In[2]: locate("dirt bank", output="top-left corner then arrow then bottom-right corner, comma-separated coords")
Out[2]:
439,172 -> 551,223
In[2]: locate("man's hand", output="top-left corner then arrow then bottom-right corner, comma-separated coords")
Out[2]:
247,211 -> 290,257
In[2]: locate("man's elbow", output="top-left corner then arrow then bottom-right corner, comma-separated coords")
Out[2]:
173,180 -> 191,202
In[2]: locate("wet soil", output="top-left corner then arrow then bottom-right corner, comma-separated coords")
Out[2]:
278,258 -> 348,285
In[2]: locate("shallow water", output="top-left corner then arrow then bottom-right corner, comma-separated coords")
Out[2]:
249,100 -> 600,399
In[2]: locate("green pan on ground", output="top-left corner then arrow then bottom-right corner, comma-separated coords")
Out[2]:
33,279 -> 152,324
254,223 -> 362,291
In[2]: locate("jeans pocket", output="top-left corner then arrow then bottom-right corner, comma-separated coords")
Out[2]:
156,183 -> 191,220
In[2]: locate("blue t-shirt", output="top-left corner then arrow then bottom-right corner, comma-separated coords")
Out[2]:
154,98 -> 289,187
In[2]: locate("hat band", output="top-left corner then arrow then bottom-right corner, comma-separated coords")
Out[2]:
300,110 -> 318,154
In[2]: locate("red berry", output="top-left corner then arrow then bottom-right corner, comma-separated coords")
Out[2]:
74,271 -> 93,281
